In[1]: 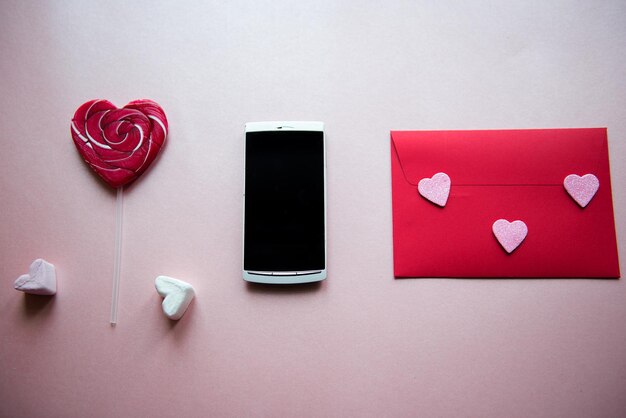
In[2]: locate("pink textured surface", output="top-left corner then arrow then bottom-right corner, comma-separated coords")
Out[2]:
417,172 -> 451,207
564,173 -> 600,208
492,220 -> 529,254
1,1 -> 626,417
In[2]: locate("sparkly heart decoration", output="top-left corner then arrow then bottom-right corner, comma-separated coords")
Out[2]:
71,99 -> 168,188
492,219 -> 528,254
417,172 -> 451,207
14,259 -> 57,295
564,174 -> 599,208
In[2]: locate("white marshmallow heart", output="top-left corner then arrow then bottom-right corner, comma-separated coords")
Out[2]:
418,172 -> 451,207
155,276 -> 195,320
14,259 -> 57,295
492,219 -> 528,254
564,174 -> 599,208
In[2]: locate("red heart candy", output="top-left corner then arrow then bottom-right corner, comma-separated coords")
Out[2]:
71,99 -> 168,188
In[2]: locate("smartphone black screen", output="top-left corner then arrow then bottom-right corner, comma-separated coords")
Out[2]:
244,130 -> 325,272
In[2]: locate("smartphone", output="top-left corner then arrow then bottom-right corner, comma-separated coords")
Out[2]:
243,121 -> 326,284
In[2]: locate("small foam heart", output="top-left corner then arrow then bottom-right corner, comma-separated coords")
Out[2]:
564,174 -> 599,208
492,219 -> 528,254
14,259 -> 57,295
418,172 -> 451,207
155,276 -> 195,320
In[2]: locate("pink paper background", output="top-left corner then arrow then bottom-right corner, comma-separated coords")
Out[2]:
1,1 -> 625,417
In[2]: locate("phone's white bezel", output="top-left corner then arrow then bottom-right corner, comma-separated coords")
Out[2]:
243,121 -> 327,284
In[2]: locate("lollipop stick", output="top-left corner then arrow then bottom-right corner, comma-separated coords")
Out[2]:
110,186 -> 124,325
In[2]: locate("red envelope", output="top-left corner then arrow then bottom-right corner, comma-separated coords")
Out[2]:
391,128 -> 620,278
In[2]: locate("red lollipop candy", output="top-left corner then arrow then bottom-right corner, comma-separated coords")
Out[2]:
71,99 -> 168,188
70,98 -> 168,324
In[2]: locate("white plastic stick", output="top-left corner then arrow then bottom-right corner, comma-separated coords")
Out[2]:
110,186 -> 124,325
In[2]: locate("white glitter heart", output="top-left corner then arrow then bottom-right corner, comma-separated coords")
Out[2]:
417,172 -> 451,207
564,174 -> 599,208
492,219 -> 528,254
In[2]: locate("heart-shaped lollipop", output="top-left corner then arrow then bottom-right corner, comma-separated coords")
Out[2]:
71,99 -> 168,188
564,174 -> 599,208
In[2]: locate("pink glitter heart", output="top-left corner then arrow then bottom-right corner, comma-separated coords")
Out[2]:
563,174 -> 599,208
492,219 -> 528,254
418,172 -> 451,207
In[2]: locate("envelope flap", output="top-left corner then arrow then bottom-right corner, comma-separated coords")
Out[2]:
391,128 -> 607,185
